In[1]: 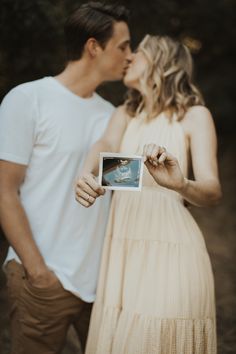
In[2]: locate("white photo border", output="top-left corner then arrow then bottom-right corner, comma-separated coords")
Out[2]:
98,152 -> 144,191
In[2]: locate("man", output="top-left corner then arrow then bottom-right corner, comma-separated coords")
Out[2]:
0,2 -> 131,353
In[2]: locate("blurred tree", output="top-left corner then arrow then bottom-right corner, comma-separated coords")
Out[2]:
0,0 -> 235,134
0,2 -> 235,353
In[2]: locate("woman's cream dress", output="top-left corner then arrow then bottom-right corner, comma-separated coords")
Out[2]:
85,113 -> 216,354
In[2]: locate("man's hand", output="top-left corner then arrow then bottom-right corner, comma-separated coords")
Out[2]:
26,263 -> 60,289
75,173 -> 105,208
0,160 -> 60,287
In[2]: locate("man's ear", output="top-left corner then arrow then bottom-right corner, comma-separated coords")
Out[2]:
85,38 -> 102,58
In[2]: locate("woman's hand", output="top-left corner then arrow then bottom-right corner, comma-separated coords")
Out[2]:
75,173 -> 105,208
143,144 -> 186,192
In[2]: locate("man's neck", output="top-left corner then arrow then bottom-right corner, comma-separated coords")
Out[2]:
55,60 -> 103,98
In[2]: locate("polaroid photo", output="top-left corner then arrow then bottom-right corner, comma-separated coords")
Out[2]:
98,153 -> 144,191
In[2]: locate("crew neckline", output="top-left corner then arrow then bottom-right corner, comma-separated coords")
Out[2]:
46,76 -> 97,102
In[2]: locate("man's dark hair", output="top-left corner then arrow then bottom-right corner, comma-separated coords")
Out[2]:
64,2 -> 129,61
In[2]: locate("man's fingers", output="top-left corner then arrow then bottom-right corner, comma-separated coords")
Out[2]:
75,173 -> 106,208
83,174 -> 105,195
75,195 -> 90,208
76,180 -> 98,197
88,178 -> 105,195
76,178 -> 103,197
75,187 -> 96,204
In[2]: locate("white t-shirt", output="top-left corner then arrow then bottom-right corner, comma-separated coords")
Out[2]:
0,77 -> 114,302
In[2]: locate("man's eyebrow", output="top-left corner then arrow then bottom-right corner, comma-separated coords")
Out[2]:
118,39 -> 131,46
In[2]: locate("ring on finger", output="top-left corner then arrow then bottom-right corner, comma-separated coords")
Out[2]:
85,194 -> 90,201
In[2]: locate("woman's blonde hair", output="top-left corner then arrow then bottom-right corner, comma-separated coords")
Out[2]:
125,35 -> 204,121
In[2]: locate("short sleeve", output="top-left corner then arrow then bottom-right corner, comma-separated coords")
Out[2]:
0,87 -> 37,165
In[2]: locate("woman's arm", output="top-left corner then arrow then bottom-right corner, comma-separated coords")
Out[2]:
75,105 -> 130,207
144,106 -> 222,207
180,106 -> 222,206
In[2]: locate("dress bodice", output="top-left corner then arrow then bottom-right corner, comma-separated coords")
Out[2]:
120,112 -> 188,191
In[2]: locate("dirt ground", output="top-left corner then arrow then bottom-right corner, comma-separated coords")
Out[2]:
0,136 -> 235,354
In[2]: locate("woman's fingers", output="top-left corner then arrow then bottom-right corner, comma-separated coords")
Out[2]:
150,145 -> 160,165
158,147 -> 167,164
143,144 -> 167,166
147,143 -> 157,158
143,144 -> 159,164
162,151 -> 178,165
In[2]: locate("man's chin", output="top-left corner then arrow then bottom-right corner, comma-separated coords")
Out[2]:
104,73 -> 124,82
103,69 -> 130,82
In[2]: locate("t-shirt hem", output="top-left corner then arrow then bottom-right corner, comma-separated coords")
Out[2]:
3,255 -> 96,303
0,152 -> 29,165
52,270 -> 96,303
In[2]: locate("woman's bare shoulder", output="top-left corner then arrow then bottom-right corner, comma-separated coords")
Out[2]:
184,105 -> 212,121
182,105 -> 214,133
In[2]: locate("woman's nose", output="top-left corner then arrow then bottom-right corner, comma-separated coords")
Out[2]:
126,51 -> 134,63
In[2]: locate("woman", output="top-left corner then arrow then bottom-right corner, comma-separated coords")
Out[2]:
75,35 -> 221,354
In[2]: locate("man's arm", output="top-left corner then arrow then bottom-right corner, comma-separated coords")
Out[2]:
76,105 -> 130,207
81,105 -> 130,176
0,160 -> 58,287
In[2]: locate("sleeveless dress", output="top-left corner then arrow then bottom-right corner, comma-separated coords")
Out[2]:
85,113 -> 216,354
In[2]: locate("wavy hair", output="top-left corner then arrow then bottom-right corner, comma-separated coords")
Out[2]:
125,35 -> 204,121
